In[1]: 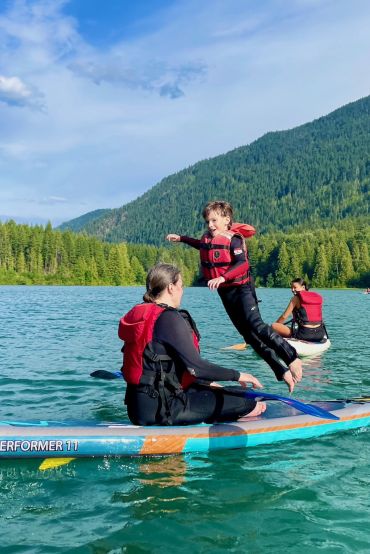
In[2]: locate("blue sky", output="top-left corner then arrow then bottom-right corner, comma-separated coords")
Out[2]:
1,0 -> 370,226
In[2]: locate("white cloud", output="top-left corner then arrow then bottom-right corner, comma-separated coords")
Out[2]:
68,56 -> 206,99
39,195 -> 68,204
0,75 -> 46,110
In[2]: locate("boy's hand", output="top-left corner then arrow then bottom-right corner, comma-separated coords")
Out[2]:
166,234 -> 181,242
207,276 -> 225,290
283,370 -> 295,393
289,358 -> 302,382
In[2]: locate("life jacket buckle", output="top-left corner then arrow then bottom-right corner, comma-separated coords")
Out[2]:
148,387 -> 159,399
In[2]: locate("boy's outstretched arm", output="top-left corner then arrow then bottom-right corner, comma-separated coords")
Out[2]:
166,234 -> 201,250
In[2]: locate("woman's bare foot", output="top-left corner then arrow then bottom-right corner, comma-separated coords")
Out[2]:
239,401 -> 266,420
289,358 -> 303,382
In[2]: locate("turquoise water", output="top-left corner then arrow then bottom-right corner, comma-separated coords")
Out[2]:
1,286 -> 369,553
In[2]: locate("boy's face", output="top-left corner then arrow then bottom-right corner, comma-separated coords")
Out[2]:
206,210 -> 230,236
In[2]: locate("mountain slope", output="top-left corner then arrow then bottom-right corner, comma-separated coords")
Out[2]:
61,95 -> 370,245
58,209 -> 111,233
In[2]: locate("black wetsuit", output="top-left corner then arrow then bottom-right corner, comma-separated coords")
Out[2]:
181,235 -> 298,380
292,325 -> 326,342
125,309 -> 256,426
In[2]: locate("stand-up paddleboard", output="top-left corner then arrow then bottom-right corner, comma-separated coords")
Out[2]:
285,338 -> 331,357
1,398 -> 369,459
223,338 -> 331,358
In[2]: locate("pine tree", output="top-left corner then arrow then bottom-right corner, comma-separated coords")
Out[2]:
130,256 -> 146,285
312,245 -> 329,287
16,251 -> 26,273
107,245 -> 124,286
274,242 -> 291,287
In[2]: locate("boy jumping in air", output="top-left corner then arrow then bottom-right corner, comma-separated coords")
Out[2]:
167,200 -> 302,392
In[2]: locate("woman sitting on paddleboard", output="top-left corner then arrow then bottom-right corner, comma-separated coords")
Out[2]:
272,278 -> 327,342
119,263 -> 266,426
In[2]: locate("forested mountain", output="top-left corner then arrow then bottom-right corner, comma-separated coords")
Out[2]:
60,95 -> 370,245
58,209 -> 111,232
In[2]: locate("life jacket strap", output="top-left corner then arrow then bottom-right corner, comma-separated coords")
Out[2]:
201,260 -> 233,268
144,349 -> 172,363
199,243 -> 230,250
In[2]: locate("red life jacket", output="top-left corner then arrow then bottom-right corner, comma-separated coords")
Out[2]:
230,222 -> 256,238
293,290 -> 323,325
118,302 -> 199,389
199,230 -> 250,285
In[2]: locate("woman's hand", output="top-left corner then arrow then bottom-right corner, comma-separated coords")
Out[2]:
207,276 -> 225,290
238,373 -> 263,389
166,234 -> 181,242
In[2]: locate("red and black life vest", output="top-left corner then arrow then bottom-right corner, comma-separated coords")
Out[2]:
293,290 -> 323,325
118,302 -> 200,390
199,228 -> 251,286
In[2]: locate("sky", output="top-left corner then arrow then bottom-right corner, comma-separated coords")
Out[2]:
1,0 -> 370,226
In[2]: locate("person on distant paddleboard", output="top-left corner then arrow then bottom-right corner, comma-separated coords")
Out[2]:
166,200 -> 302,393
119,263 -> 266,426
272,278 -> 327,342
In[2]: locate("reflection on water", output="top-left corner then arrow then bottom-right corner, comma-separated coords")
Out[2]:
138,456 -> 188,488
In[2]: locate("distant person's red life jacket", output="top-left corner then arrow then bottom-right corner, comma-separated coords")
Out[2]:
293,290 -> 323,325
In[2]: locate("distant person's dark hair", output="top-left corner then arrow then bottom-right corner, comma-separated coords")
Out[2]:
291,277 -> 309,290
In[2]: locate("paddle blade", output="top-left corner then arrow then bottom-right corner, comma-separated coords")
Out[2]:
222,343 -> 248,351
278,397 -> 340,421
39,458 -> 75,470
90,370 -> 123,380
243,389 -> 340,421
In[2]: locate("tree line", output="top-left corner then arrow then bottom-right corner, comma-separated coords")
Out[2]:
0,221 -> 199,286
0,220 -> 369,288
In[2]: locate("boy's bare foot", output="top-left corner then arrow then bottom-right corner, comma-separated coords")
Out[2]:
239,401 -> 266,420
289,358 -> 303,382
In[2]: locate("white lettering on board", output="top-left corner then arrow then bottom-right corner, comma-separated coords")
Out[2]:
0,439 -> 79,453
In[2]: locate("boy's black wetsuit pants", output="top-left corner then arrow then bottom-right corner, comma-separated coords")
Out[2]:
218,282 -> 298,381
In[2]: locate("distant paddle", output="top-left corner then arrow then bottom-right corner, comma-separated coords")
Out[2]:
90,369 -> 122,380
90,370 -> 339,420
221,342 -> 248,351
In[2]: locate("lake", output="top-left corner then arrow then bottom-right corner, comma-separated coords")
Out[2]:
1,286 -> 369,553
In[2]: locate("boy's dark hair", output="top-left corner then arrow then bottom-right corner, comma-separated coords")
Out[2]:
202,201 -> 234,228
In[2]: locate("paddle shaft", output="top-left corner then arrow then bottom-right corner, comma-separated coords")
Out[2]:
90,370 -> 339,420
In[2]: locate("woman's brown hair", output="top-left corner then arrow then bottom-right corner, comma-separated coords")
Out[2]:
143,263 -> 181,303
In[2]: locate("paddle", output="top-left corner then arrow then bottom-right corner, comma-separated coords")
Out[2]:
90,369 -> 123,379
224,388 -> 339,420
221,342 -> 248,351
90,370 -> 339,420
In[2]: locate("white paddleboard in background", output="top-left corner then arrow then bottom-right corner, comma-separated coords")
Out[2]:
285,338 -> 331,358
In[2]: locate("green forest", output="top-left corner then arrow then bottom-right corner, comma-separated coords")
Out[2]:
1,219 -> 369,288
60,95 -> 370,246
